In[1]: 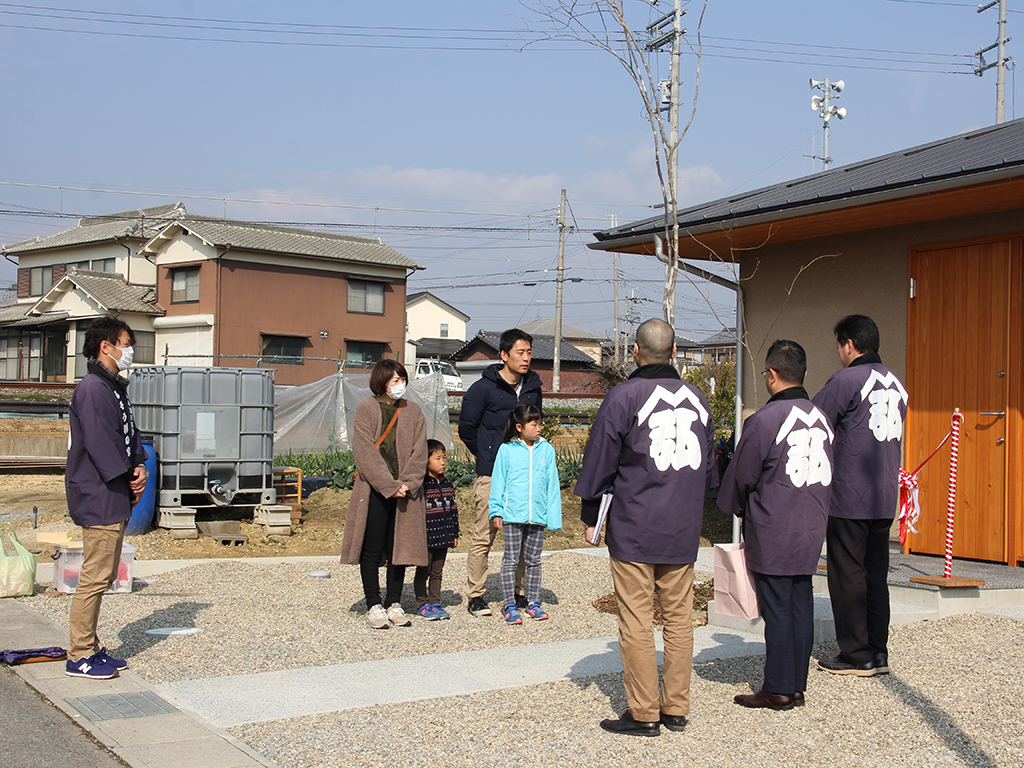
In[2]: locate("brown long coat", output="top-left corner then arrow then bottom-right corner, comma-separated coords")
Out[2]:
339,396 -> 429,567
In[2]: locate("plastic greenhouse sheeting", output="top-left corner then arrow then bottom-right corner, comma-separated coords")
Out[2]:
273,371 -> 451,454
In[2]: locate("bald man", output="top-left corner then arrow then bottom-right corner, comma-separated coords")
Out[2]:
575,318 -> 717,737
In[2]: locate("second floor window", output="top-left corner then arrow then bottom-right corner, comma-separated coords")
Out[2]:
440,323 -> 449,338
347,280 -> 384,315
29,266 -> 53,296
171,267 -> 200,303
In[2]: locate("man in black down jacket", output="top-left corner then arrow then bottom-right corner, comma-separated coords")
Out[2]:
458,329 -> 543,616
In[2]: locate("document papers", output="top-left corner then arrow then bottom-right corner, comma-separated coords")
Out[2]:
589,493 -> 613,545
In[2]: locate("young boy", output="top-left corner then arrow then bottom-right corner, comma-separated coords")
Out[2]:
414,440 -> 460,620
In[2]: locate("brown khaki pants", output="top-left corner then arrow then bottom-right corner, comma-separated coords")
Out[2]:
610,557 -> 694,722
465,474 -> 524,600
68,521 -> 126,661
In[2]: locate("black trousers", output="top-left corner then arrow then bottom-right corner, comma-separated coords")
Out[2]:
752,572 -> 814,695
359,488 -> 407,609
826,517 -> 891,666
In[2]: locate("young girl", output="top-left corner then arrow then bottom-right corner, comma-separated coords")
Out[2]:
414,440 -> 459,620
489,404 -> 562,624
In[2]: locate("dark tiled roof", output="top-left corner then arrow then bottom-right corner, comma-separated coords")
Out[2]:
452,331 -> 594,364
0,289 -> 17,307
4,203 -> 187,254
67,271 -> 161,314
595,118 -> 1024,241
700,328 -> 738,347
0,303 -> 30,324
4,202 -> 422,271
147,217 -> 422,270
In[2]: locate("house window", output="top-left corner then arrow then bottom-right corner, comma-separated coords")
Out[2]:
72,261 -> 89,271
345,341 -> 385,364
440,323 -> 449,338
347,280 -> 384,315
29,266 -> 53,296
262,335 -> 304,365
134,331 -> 155,365
91,258 -> 115,273
171,267 -> 200,303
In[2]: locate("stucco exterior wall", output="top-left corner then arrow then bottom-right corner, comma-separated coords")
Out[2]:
15,241 -> 155,298
407,299 -> 467,341
738,205 -> 1024,413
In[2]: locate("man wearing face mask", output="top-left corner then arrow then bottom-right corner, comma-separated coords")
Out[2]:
64,317 -> 148,679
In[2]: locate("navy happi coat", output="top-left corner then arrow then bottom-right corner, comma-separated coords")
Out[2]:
718,386 -> 833,576
575,364 -> 717,565
65,360 -> 146,528
811,354 -> 907,521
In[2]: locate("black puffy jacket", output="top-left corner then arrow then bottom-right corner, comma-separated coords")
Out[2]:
458,364 -> 543,476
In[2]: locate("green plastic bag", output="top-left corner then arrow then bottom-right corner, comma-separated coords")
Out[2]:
0,525 -> 37,598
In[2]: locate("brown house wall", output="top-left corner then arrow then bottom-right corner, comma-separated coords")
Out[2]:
738,205 -> 1024,411
214,259 -> 407,367
158,260 -> 219,317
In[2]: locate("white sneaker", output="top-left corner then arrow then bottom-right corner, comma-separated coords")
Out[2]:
386,603 -> 411,627
367,604 -> 389,630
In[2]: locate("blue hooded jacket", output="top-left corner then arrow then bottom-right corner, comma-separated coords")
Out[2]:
488,437 -> 562,530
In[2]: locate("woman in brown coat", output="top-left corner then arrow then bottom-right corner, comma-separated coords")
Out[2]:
340,359 -> 428,629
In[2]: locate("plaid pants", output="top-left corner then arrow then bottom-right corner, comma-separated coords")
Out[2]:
500,523 -> 545,607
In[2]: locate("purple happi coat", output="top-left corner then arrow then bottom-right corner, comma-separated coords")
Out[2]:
811,354 -> 907,521
574,364 -> 717,565
65,360 -> 146,528
718,387 -> 833,575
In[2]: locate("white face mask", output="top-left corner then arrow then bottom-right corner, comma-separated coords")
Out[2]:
388,381 -> 407,399
114,345 -> 134,372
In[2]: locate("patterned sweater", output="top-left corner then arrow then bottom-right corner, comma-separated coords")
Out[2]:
424,474 -> 459,549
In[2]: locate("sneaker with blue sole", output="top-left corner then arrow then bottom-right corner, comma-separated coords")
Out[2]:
94,648 -> 128,670
417,604 -> 441,620
503,604 -> 523,625
66,656 -> 119,679
524,601 -> 548,621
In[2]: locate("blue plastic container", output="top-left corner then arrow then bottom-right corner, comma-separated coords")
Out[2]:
126,442 -> 158,535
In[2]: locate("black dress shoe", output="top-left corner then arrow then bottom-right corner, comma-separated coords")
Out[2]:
734,690 -> 796,711
793,692 -> 805,707
660,712 -> 688,732
873,652 -> 890,674
599,710 -> 660,737
817,655 -> 879,676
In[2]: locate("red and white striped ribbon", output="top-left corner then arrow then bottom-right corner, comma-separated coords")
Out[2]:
943,412 -> 965,579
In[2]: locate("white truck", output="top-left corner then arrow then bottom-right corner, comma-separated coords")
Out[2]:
414,359 -> 463,392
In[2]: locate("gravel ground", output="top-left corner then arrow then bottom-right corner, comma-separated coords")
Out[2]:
18,551 -> 712,683
231,613 -> 1024,768
15,549 -> 1024,768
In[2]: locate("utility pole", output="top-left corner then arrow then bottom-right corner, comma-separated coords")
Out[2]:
552,189 -> 567,393
976,0 -> 1012,124
613,250 -> 620,366
646,0 -> 686,326
809,78 -> 847,171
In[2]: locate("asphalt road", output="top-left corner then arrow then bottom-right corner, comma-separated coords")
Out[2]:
0,665 -> 125,768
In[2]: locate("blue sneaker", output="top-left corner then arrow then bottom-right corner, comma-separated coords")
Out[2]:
417,604 -> 441,620
93,648 -> 128,670
66,655 -> 119,679
432,604 -> 451,620
503,604 -> 522,625
524,601 -> 548,621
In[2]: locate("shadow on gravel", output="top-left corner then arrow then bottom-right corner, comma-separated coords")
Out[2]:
112,601 -> 212,660
343,573 -> 560,614
878,674 -> 998,768
567,641 -> 629,713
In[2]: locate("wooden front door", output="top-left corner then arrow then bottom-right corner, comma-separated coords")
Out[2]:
907,238 -> 1013,563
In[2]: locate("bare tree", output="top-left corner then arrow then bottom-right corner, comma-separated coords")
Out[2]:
518,0 -> 706,327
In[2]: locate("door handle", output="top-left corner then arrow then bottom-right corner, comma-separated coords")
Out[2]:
980,411 -> 1005,418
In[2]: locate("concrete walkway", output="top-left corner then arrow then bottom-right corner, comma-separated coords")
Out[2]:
6,546 -> 1024,768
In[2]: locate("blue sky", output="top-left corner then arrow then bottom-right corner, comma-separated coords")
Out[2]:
0,1 -> 1015,340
